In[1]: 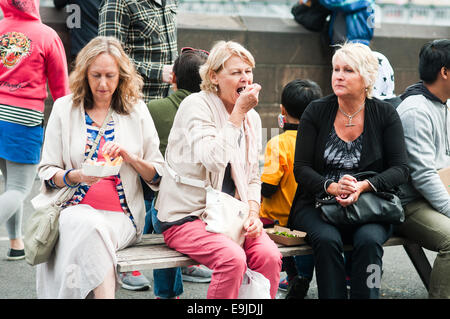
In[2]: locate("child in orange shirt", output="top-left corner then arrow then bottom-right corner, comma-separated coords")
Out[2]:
260,79 -> 322,299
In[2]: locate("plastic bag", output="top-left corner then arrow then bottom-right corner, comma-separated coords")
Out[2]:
238,268 -> 271,299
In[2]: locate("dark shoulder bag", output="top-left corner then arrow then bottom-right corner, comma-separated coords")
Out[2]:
316,171 -> 405,226
291,0 -> 332,32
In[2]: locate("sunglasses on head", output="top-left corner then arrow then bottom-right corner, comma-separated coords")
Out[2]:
181,47 -> 210,56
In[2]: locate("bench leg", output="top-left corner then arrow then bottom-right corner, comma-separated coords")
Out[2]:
402,243 -> 432,292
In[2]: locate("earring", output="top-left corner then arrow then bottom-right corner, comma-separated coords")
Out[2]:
278,114 -> 286,128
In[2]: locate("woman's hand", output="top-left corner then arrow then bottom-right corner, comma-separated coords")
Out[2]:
335,178 -> 372,207
102,141 -> 137,164
229,83 -> 262,128
52,169 -> 101,187
67,169 -> 102,186
233,83 -> 261,115
243,212 -> 263,238
102,141 -> 158,183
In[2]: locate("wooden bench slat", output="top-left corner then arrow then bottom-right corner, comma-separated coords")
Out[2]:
116,233 -> 431,291
116,234 -> 412,271
119,256 -> 198,272
117,245 -> 186,261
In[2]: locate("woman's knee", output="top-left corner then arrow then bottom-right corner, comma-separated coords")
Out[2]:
219,246 -> 247,274
310,230 -> 344,254
248,236 -> 282,270
59,206 -> 103,234
353,224 -> 390,254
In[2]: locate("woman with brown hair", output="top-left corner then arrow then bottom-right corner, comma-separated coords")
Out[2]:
32,36 -> 164,298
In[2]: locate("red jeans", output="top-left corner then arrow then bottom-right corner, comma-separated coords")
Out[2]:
163,218 -> 282,299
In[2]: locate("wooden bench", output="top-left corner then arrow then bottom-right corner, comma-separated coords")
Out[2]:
116,233 -> 433,291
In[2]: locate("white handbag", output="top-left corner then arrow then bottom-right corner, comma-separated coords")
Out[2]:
165,163 -> 249,246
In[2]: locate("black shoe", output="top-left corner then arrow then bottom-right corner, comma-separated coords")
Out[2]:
285,276 -> 311,299
7,248 -> 25,261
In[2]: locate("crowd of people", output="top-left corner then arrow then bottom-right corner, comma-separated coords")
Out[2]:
0,0 -> 449,300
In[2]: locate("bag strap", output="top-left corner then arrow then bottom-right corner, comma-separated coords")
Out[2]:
86,107 -> 114,161
164,162 -> 208,189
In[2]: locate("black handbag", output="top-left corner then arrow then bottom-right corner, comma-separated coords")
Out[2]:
316,171 -> 405,226
291,0 -> 331,32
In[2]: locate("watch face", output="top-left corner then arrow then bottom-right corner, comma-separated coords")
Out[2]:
278,114 -> 285,128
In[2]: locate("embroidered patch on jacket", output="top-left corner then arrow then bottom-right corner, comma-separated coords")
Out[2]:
0,31 -> 32,68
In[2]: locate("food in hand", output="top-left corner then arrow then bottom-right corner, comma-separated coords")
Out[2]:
85,155 -> 123,167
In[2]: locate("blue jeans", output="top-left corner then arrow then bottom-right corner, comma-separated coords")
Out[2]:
144,198 -> 183,298
294,254 -> 315,280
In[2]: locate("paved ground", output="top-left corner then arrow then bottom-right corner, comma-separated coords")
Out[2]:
0,176 -> 437,299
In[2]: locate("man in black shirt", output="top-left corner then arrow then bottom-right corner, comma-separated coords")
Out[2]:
54,0 -> 102,59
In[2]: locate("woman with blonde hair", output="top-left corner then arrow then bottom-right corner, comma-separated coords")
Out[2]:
32,36 -> 164,298
155,40 -> 282,299
288,42 -> 409,298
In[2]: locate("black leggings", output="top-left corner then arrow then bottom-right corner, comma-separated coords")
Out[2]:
292,204 -> 393,299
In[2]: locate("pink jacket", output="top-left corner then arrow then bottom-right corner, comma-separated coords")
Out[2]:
0,0 -> 69,112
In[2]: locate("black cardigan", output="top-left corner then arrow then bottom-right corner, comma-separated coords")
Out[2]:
287,94 -> 409,227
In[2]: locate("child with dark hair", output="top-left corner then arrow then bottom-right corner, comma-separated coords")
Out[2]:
259,79 -> 322,299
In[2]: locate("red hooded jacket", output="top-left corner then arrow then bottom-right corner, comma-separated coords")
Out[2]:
0,0 -> 69,112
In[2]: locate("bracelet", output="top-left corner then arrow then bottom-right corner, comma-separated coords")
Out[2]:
150,172 -> 161,185
364,179 -> 377,192
324,179 -> 334,195
63,169 -> 80,188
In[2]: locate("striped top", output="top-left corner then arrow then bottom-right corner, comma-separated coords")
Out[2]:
0,103 -> 44,126
64,112 -> 135,227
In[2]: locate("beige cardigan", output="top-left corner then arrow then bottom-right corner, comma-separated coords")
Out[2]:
31,94 -> 165,239
156,91 -> 262,223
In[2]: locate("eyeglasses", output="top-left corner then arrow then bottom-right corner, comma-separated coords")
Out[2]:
181,47 -> 210,56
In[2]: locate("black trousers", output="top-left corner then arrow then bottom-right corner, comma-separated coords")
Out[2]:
292,204 -> 393,299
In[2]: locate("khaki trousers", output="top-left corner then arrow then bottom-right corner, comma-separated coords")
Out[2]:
396,199 -> 450,298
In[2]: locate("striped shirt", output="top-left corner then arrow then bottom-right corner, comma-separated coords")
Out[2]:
0,103 -> 44,126
98,0 -> 178,102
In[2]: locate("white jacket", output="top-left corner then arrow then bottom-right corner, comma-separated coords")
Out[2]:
31,94 -> 165,239
155,91 -> 262,224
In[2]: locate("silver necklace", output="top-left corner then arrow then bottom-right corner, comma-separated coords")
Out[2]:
338,104 -> 364,127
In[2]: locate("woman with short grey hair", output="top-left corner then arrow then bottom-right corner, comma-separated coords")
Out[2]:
288,42 -> 409,299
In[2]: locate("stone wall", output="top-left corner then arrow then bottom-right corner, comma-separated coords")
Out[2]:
39,7 -> 450,138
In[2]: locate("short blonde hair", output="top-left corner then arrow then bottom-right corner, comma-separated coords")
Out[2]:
332,42 -> 379,99
199,41 -> 255,93
69,36 -> 143,114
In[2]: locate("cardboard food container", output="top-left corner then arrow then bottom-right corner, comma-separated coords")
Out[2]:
266,225 -> 307,246
81,162 -> 121,177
